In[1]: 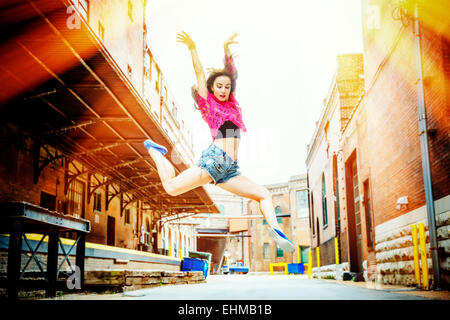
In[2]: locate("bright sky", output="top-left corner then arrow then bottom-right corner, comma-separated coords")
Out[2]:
146,0 -> 363,185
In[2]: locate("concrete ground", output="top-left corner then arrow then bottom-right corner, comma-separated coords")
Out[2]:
46,273 -> 450,300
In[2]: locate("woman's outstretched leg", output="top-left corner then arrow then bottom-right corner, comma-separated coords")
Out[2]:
146,142 -> 212,196
217,175 -> 280,228
217,175 -> 295,252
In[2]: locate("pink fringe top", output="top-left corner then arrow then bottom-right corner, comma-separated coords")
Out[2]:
197,92 -> 247,140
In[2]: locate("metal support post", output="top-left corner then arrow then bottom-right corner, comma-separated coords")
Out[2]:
7,220 -> 22,300
46,228 -> 59,297
75,232 -> 86,290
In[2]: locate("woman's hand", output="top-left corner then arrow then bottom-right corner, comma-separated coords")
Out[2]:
176,31 -> 196,51
224,31 -> 239,56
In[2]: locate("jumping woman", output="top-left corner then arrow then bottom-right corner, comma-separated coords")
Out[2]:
143,31 -> 295,253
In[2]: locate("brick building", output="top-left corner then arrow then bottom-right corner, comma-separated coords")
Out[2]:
0,0 -> 219,277
306,53 -> 365,273
247,175 -> 309,272
306,0 -> 450,287
358,0 -> 449,287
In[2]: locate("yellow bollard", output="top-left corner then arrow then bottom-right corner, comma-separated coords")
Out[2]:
411,224 -> 421,288
334,237 -> 340,265
316,247 -> 321,278
316,246 -> 321,269
169,246 -> 173,257
308,248 -> 312,279
418,222 -> 429,290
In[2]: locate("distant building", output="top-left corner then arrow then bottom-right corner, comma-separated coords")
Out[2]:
247,175 -> 309,272
176,184 -> 249,274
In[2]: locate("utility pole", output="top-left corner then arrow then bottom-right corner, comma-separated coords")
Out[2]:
412,0 -> 441,290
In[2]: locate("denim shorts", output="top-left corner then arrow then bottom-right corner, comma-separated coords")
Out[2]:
197,144 -> 241,185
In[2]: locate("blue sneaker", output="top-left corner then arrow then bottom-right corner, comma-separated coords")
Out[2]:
144,139 -> 168,156
269,227 -> 296,253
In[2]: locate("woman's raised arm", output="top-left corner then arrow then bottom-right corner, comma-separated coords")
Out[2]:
177,31 -> 208,99
223,32 -> 239,79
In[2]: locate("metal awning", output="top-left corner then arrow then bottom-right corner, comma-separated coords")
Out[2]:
0,0 -> 219,215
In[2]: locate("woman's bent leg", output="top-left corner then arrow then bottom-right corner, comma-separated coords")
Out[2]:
147,147 -> 212,196
147,147 -> 176,182
163,166 -> 213,196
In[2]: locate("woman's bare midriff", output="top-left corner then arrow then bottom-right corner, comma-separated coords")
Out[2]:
213,137 -> 240,161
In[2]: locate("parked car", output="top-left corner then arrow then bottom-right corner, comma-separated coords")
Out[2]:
226,262 -> 249,274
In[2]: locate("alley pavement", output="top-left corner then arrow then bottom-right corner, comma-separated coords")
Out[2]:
48,274 -> 449,300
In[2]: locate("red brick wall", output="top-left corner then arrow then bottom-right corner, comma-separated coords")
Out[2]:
0,133 -> 153,252
361,0 -> 450,227
422,28 -> 450,202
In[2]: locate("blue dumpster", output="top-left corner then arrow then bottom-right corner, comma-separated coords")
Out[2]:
182,257 -> 209,279
288,263 -> 304,274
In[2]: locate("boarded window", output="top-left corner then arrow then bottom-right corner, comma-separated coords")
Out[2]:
296,190 -> 309,218
125,208 -> 131,225
322,174 -> 328,227
67,180 -> 85,218
263,243 -> 270,259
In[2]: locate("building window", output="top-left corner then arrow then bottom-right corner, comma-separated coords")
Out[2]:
127,64 -> 132,79
67,180 -> 85,218
93,191 -> 102,212
219,204 -> 225,215
300,247 -> 309,264
144,51 -> 152,83
333,155 -> 340,229
163,86 -> 168,103
296,190 -> 309,218
275,206 -> 282,215
324,121 -> 330,158
276,244 -> 284,257
352,159 -> 361,241
162,228 -> 166,250
124,208 -> 130,225
311,193 -> 315,236
40,191 -> 56,211
275,206 -> 283,224
155,66 -> 161,92
262,217 -> 282,225
263,243 -> 270,259
322,174 -> 328,228
128,0 -> 133,22
98,21 -> 104,41
172,102 -> 178,120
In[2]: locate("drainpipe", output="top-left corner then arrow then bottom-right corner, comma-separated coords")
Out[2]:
413,1 -> 441,290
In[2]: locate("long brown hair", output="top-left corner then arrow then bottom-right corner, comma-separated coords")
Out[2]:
191,60 -> 237,109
